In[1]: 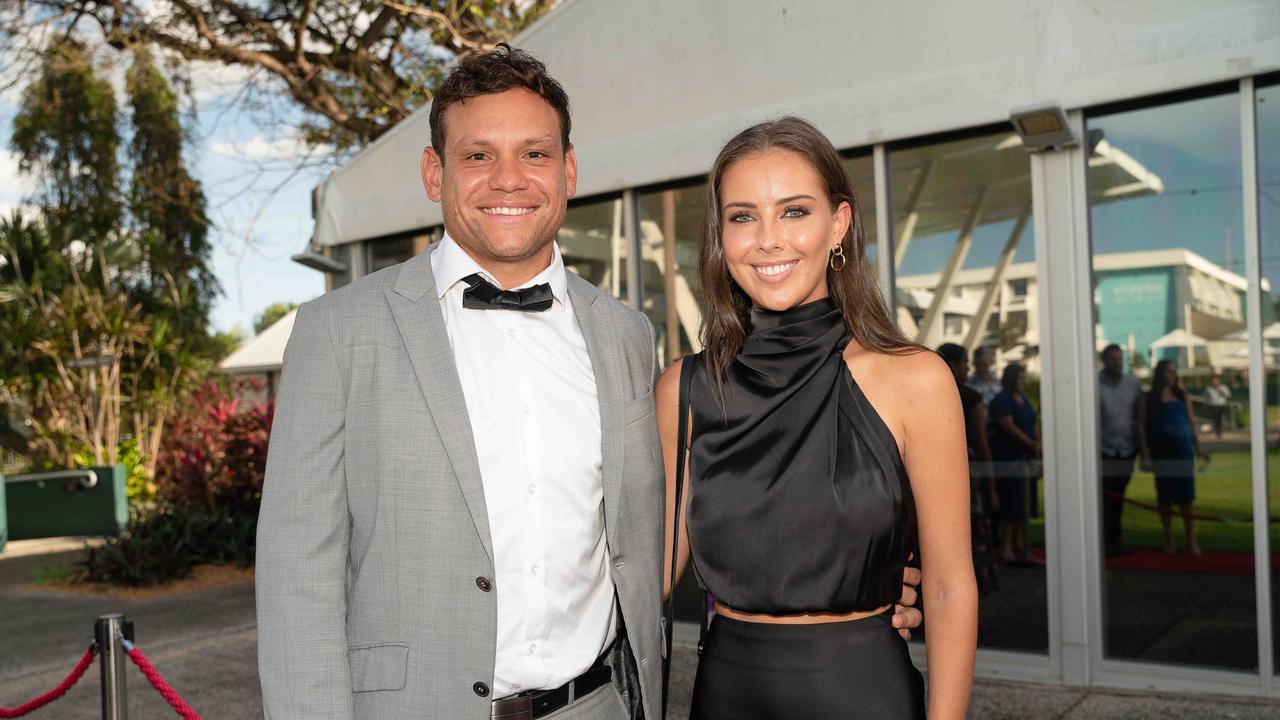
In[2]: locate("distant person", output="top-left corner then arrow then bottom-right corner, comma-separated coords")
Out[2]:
989,363 -> 1041,565
1098,344 -> 1142,557
1139,359 -> 1210,556
938,343 -> 999,595
1205,372 -> 1230,439
966,346 -> 1001,407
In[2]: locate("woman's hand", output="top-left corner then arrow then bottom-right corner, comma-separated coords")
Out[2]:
893,561 -> 923,641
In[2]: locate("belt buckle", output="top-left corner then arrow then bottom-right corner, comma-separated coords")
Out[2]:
490,694 -> 534,720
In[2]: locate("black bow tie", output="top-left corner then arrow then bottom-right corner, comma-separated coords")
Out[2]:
461,273 -> 554,312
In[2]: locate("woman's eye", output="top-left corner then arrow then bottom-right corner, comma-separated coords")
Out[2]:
728,212 -> 753,223
782,206 -> 809,219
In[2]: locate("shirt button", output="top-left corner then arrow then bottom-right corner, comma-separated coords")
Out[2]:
614,560 -> 625,570
473,681 -> 490,697
521,403 -> 531,414
475,576 -> 492,592
529,643 -> 538,654
507,329 -> 516,338
527,484 -> 536,495
530,563 -> 541,576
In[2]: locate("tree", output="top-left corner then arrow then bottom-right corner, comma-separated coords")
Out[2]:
254,301 -> 298,334
11,38 -> 122,249
127,47 -> 219,329
2,1 -> 558,155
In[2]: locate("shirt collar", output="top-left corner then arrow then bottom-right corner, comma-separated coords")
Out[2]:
431,232 -> 568,307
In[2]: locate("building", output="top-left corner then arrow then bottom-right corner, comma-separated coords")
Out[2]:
290,0 -> 1280,700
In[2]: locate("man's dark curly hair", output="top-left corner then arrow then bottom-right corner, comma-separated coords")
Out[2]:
429,43 -> 572,160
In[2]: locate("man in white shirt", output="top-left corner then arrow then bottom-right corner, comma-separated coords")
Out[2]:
966,346 -> 1001,407
1098,344 -> 1143,556
258,45 -> 922,720
1205,372 -> 1231,439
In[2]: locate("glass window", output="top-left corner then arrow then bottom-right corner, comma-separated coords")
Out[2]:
842,153 -> 879,273
1258,77 -> 1280,673
1088,90 -> 1256,670
639,182 -> 706,366
890,129 -> 1046,654
367,235 -> 416,273
558,194 -> 627,299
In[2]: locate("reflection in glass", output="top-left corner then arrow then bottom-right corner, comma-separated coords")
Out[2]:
842,153 -> 879,272
1089,91 -> 1257,670
640,182 -> 706,366
889,130 -> 1045,653
1259,80 -> 1280,673
558,194 -> 627,298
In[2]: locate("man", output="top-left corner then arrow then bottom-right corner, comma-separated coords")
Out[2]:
1098,343 -> 1142,556
257,45 -> 921,720
966,346 -> 1001,407
1205,371 -> 1230,439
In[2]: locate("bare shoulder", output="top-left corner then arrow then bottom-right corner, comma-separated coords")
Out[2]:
844,345 -> 952,398
656,357 -> 685,407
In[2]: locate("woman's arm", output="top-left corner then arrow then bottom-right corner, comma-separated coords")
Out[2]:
1185,395 -> 1210,461
656,358 -> 692,600
994,414 -> 1037,450
899,352 -> 978,720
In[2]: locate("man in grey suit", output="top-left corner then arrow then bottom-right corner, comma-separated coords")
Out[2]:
258,45 -> 920,720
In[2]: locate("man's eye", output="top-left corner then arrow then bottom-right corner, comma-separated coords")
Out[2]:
465,152 -> 488,161
782,207 -> 809,219
527,151 -> 548,159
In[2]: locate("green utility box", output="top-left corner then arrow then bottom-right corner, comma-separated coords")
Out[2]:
0,473 -> 6,552
2,466 -> 127,549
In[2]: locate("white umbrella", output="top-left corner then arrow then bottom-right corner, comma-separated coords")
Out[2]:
1149,328 -> 1209,368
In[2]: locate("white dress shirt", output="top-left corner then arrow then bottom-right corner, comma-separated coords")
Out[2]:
1099,372 -> 1142,457
431,234 -> 616,698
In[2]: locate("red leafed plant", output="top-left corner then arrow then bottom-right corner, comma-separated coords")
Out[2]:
154,380 -> 274,519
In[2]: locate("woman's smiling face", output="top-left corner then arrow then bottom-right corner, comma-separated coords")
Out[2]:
718,149 -> 851,311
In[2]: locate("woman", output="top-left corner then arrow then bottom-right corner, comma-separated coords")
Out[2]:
1139,359 -> 1208,555
989,363 -> 1041,565
657,117 -> 976,719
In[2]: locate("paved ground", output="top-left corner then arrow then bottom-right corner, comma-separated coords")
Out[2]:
4,575 -> 1280,719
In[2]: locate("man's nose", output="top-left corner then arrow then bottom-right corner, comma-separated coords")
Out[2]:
489,156 -> 528,192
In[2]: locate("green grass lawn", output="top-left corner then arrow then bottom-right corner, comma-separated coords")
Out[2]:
1028,450 -> 1280,554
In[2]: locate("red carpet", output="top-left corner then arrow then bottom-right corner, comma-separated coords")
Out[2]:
1102,548 -> 1280,576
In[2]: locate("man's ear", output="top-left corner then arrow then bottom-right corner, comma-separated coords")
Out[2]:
565,144 -> 578,200
422,147 -> 444,202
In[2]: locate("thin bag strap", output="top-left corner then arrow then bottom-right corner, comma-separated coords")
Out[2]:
661,354 -> 699,716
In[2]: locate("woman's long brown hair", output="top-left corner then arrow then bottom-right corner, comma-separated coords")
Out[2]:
699,116 -> 920,389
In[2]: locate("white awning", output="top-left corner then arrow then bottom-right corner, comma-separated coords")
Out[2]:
218,310 -> 297,375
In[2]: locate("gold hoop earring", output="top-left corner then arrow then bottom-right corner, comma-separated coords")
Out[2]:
829,244 -> 847,272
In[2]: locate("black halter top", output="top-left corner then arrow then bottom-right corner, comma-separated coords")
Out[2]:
686,297 -> 918,615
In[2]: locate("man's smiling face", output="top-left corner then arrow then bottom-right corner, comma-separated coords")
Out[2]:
422,87 -> 576,285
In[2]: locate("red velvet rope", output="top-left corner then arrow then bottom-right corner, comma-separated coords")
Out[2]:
125,646 -> 201,720
0,646 -> 96,718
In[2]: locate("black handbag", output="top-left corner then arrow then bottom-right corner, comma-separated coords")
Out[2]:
661,354 -> 709,718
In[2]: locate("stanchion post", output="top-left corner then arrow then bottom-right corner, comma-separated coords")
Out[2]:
95,613 -> 129,720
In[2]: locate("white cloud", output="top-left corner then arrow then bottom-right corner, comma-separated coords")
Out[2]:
210,131 -> 334,162
0,148 -> 37,200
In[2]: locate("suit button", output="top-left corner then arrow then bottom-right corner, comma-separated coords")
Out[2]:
473,681 -> 490,697
476,576 -> 492,592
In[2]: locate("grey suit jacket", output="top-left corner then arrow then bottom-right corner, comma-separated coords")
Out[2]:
256,246 -> 664,720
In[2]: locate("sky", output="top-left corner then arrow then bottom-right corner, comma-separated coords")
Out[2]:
0,55 -> 330,339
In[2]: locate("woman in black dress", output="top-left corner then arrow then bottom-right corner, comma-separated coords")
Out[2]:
658,117 -> 976,719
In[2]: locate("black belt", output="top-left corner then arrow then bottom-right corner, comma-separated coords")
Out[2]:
489,656 -> 612,720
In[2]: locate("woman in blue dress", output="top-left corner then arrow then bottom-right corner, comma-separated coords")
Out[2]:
1139,359 -> 1209,555
989,362 -> 1041,565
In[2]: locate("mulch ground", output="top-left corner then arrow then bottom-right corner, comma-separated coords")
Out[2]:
19,564 -> 255,599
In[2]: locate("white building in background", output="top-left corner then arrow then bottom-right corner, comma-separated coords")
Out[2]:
285,0 -> 1280,702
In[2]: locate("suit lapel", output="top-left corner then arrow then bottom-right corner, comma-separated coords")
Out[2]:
387,248 -> 494,564
568,274 -> 625,548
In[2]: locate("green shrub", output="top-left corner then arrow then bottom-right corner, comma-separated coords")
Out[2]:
80,504 -> 256,587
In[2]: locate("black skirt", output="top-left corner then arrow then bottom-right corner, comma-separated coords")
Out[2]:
689,609 -> 925,720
